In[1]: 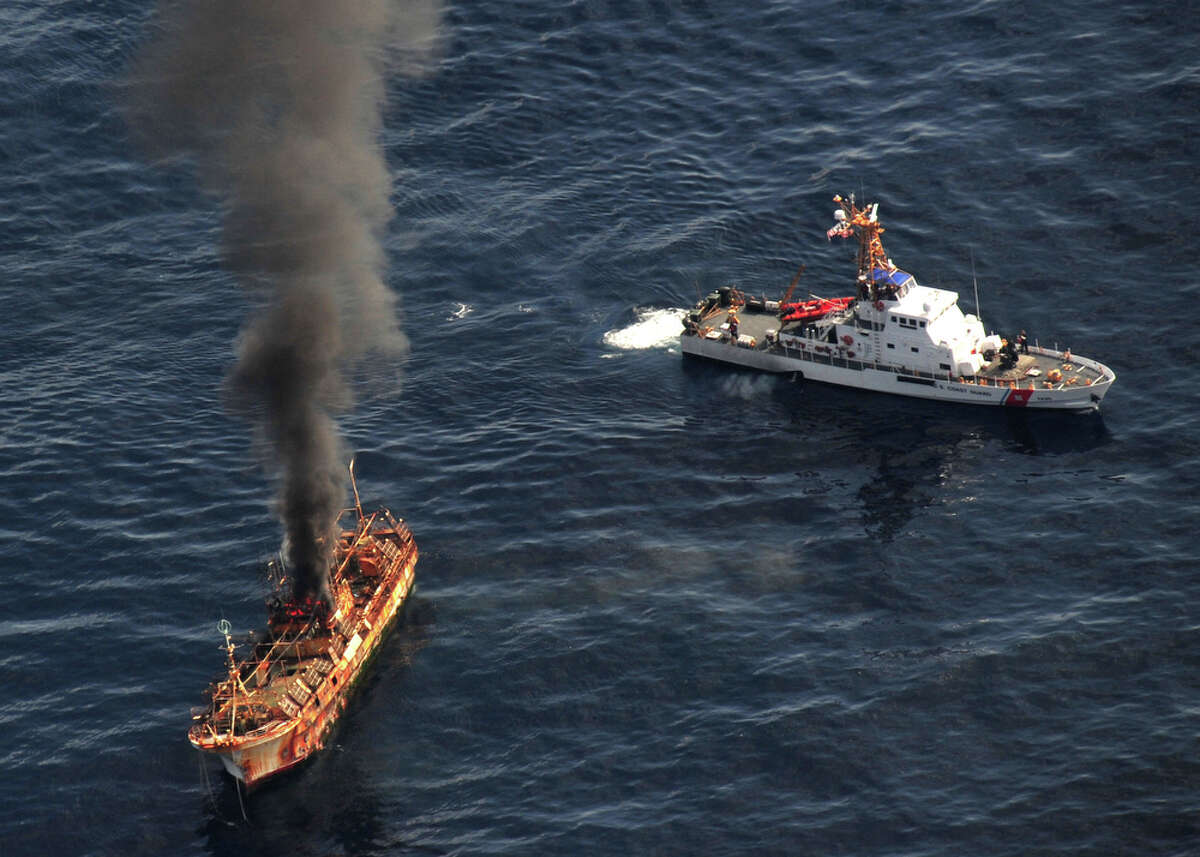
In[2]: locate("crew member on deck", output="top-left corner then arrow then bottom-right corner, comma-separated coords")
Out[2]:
999,338 -> 1018,369
1018,330 -> 1028,354
728,312 -> 739,341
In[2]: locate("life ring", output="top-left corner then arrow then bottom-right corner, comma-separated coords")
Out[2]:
874,300 -> 884,311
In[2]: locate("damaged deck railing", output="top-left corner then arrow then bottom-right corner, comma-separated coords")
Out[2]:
197,510 -> 414,741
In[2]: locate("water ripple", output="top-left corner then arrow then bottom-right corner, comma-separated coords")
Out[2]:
3,1 -> 1199,855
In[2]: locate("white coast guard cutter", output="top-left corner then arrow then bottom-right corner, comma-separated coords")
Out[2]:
681,195 -> 1115,410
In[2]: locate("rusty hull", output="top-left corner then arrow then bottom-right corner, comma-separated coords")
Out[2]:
189,507 -> 417,788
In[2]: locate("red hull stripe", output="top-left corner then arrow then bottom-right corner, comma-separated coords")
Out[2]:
1004,388 -> 1034,407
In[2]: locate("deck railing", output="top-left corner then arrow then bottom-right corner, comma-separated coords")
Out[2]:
776,338 -> 1108,390
780,340 -> 951,380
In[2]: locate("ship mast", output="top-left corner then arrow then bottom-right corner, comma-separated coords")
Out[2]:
832,195 -> 892,303
349,457 -> 364,524
216,618 -> 251,737
779,263 -> 806,306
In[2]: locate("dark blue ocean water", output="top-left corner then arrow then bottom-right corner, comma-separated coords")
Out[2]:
3,1 -> 1199,855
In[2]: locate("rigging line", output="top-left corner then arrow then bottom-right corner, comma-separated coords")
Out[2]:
198,749 -> 217,815
235,775 -> 249,822
198,749 -> 235,828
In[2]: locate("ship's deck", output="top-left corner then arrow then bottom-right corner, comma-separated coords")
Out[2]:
974,351 -> 1104,387
692,304 -> 785,347
688,303 -> 1107,389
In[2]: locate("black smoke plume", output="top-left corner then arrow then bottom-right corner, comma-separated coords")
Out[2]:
127,1 -> 439,604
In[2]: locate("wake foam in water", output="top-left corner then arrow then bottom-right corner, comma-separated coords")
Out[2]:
718,373 -> 780,400
603,307 -> 686,351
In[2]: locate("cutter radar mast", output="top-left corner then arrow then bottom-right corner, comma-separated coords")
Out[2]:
829,194 -> 893,303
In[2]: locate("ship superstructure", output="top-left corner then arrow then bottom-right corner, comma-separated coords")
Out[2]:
681,195 -> 1115,410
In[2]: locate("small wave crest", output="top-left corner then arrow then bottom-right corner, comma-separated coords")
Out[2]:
603,307 -> 686,351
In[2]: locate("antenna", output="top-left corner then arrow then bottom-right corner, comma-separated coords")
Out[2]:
971,248 -> 982,324
348,457 -> 364,522
217,619 -> 236,674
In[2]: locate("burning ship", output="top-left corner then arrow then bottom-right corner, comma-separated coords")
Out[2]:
189,467 -> 417,788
